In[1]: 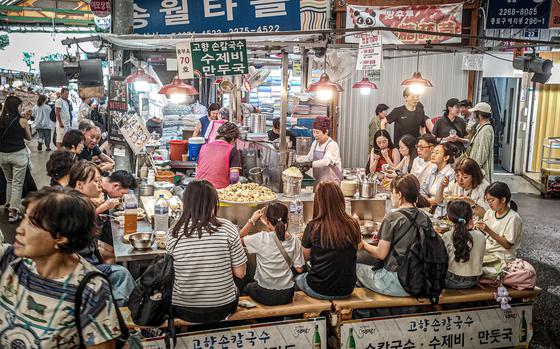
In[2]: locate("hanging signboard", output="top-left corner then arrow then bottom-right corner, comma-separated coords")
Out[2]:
340,305 -> 532,349
108,77 -> 128,144
356,32 -> 382,70
141,317 -> 327,349
133,0 -> 328,34
462,54 -> 484,71
550,0 -> 560,28
345,4 -> 462,45
118,113 -> 151,155
90,0 -> 111,18
191,39 -> 248,77
486,0 -> 551,29
176,41 -> 194,79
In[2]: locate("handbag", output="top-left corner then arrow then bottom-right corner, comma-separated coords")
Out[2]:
502,258 -> 537,290
75,271 -> 130,349
461,123 -> 493,161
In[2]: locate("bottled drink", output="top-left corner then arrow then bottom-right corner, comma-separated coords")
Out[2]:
346,328 -> 356,349
124,190 -> 138,235
154,194 -> 169,232
345,198 -> 352,215
313,324 -> 321,349
519,310 -> 528,343
147,169 -> 155,186
289,196 -> 304,234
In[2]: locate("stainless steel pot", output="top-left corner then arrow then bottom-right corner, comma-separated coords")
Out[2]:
250,113 -> 266,133
359,181 -> 377,198
139,182 -> 154,196
153,181 -> 175,192
282,174 -> 302,197
248,167 -> 264,185
296,137 -> 312,156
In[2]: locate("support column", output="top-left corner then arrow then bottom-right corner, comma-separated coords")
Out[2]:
279,51 -> 290,191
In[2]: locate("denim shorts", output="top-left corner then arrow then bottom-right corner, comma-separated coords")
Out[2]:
445,272 -> 480,289
294,273 -> 351,301
355,264 -> 410,297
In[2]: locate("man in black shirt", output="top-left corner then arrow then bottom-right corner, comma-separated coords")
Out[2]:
386,88 -> 433,143
433,98 -> 469,155
77,120 -> 115,171
268,117 -> 297,149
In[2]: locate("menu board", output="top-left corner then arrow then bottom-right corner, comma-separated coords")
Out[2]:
191,39 -> 248,77
116,113 -> 150,155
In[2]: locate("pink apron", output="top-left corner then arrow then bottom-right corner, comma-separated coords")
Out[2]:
312,139 -> 343,185
205,120 -> 226,143
195,140 -> 234,189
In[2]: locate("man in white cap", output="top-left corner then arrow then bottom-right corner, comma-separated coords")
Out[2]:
465,102 -> 494,183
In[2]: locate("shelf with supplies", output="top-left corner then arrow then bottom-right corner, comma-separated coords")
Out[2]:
540,137 -> 560,198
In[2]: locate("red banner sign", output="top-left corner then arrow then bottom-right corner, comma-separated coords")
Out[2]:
551,0 -> 560,28
90,0 -> 110,18
346,4 -> 463,44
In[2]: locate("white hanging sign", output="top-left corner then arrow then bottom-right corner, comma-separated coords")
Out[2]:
175,41 -> 194,79
357,32 -> 382,71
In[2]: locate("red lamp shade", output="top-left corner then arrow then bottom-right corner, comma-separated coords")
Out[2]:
306,73 -> 344,93
352,77 -> 378,90
401,72 -> 433,88
125,69 -> 157,84
158,77 -> 199,96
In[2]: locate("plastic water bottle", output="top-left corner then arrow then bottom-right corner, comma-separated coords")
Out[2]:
289,196 -> 304,234
124,190 -> 138,235
154,194 -> 169,232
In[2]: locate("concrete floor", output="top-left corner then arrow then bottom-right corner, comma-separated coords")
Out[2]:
1,139 -> 559,347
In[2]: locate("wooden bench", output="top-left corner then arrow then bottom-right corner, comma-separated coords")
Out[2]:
121,291 -> 332,329
331,285 -> 541,322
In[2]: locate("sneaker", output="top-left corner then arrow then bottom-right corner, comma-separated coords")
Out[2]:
37,143 -> 42,151
46,147 -> 52,151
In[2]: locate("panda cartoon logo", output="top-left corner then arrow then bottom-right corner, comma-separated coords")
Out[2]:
352,8 -> 377,28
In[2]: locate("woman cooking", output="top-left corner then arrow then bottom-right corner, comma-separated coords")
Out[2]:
301,116 -> 342,185
195,122 -> 242,189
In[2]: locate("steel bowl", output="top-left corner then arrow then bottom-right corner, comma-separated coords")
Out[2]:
128,232 -> 155,250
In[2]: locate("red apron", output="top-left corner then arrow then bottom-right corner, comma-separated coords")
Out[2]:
195,140 -> 234,189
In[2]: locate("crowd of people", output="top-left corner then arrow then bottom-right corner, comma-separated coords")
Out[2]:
0,87 -> 525,347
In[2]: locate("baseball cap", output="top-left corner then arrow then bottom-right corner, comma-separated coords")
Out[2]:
468,102 -> 491,114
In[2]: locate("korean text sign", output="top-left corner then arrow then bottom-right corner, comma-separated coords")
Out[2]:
486,0 -> 551,29
141,317 -> 327,349
340,305 -> 532,349
133,0 -> 301,34
345,4 -> 462,45
191,40 -> 248,77
357,33 -> 382,70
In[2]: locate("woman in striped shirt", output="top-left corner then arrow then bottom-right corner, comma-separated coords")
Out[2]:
167,180 -> 247,323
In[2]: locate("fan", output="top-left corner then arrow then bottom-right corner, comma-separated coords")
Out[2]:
244,66 -> 271,92
324,50 -> 356,83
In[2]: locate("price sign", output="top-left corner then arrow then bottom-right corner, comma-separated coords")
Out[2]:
90,0 -> 111,17
356,32 -> 382,70
175,41 -> 194,79
191,40 -> 248,77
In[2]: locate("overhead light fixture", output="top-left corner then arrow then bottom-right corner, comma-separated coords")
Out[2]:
158,76 -> 198,103
352,77 -> 378,96
125,68 -> 157,93
513,53 -> 553,83
306,73 -> 344,101
401,52 -> 433,95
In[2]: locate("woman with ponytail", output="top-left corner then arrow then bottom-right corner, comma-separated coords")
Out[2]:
240,203 -> 305,306
476,182 -> 522,263
443,200 -> 486,288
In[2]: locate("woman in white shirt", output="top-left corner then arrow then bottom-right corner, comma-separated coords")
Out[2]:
475,182 -> 522,263
240,203 -> 305,306
443,200 -> 486,288
304,116 -> 342,184
435,158 -> 490,223
421,143 -> 455,217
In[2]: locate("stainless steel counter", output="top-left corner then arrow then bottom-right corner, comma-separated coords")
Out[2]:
111,221 -> 166,263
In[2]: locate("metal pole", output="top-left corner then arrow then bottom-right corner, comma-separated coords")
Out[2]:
279,51 -> 289,189
301,48 -> 309,90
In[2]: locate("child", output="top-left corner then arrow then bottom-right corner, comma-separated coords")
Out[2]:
443,200 -> 486,288
240,203 -> 305,306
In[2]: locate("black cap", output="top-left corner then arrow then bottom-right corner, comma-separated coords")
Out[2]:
459,99 -> 472,107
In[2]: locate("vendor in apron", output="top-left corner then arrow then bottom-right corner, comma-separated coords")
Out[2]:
193,103 -> 221,138
195,122 -> 242,189
304,116 -> 343,185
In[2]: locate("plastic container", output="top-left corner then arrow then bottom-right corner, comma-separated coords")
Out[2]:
188,137 -> 206,161
168,140 -> 189,161
154,194 -> 169,233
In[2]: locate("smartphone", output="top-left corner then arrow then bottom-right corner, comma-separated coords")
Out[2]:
238,300 -> 257,308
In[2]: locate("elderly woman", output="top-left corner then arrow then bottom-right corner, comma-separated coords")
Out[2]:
0,186 -> 121,348
195,122 -> 242,189
301,116 -> 342,184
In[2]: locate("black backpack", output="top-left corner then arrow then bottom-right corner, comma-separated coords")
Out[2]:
392,210 -> 448,304
49,103 -> 56,122
75,271 -> 130,348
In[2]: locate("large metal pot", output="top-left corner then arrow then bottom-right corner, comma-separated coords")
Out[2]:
250,113 -> 266,133
139,182 -> 154,196
359,181 -> 377,198
249,167 -> 264,185
296,137 -> 312,156
282,174 -> 302,197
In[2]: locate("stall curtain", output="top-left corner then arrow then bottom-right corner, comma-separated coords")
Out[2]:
531,52 -> 560,171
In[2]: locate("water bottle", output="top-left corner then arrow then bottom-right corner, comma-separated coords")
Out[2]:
154,194 -> 169,232
124,190 -> 138,235
289,196 -> 304,234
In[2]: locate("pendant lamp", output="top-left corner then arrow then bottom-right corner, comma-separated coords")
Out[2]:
125,68 -> 157,93
401,51 -> 433,95
158,76 -> 198,103
352,77 -> 378,96
306,73 -> 344,101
